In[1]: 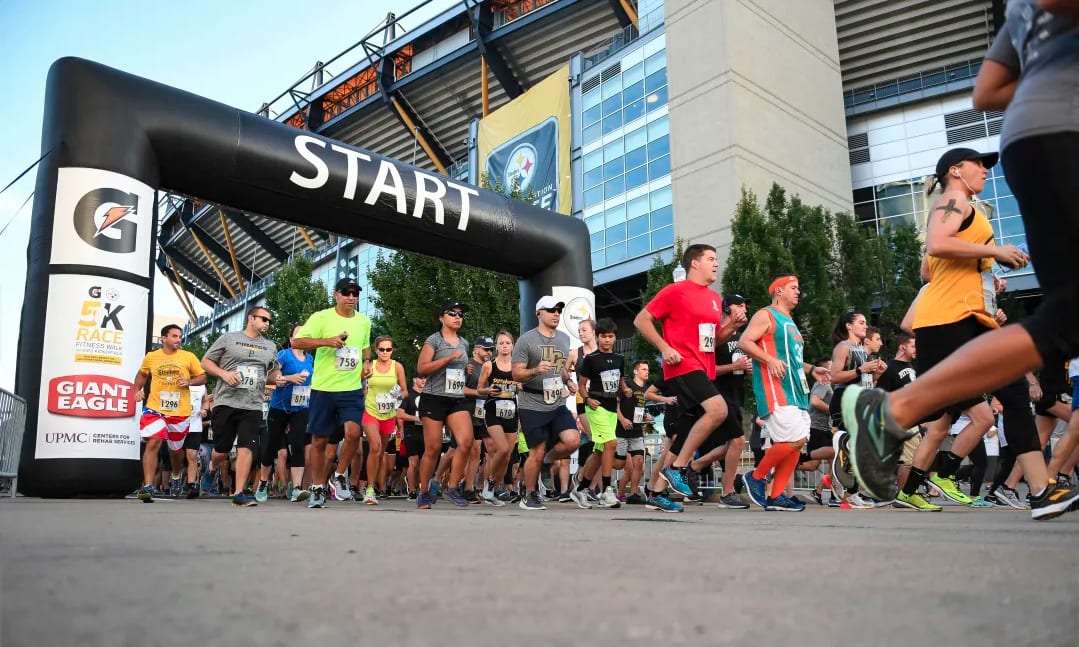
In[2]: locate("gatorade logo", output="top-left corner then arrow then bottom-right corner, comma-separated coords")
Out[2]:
72,188 -> 140,254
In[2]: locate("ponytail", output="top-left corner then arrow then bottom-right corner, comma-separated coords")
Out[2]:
924,174 -> 941,198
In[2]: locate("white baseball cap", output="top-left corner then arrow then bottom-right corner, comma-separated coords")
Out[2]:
535,296 -> 566,312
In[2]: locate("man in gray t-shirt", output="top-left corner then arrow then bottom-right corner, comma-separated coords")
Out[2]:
510,296 -> 582,509
200,306 -> 281,506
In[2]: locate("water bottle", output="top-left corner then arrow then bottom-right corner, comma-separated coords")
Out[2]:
672,266 -> 686,282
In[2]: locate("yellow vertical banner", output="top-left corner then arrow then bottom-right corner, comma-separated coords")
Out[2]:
477,65 -> 571,215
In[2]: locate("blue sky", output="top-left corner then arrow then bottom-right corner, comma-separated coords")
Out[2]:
0,0 -> 457,389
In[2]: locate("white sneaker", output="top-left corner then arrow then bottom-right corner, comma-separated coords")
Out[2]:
482,487 -> 506,507
599,486 -> 622,508
846,492 -> 874,509
289,488 -> 310,503
992,485 -> 1029,510
328,475 -> 353,501
568,488 -> 593,509
363,487 -> 379,505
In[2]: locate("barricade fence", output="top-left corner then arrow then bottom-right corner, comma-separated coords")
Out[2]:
0,388 -> 28,497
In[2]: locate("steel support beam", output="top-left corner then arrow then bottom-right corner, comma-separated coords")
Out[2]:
221,208 -> 289,263
376,54 -> 453,173
187,223 -> 257,287
297,226 -> 317,250
474,1 -> 525,98
218,210 -> 246,291
165,254 -> 200,319
188,229 -> 238,298
608,0 -> 637,28
156,250 -> 223,307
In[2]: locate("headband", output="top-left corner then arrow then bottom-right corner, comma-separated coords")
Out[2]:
768,275 -> 798,294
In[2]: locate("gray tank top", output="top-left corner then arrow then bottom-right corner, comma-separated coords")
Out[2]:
421,331 -> 469,398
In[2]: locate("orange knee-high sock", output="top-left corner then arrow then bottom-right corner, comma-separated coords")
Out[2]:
752,442 -> 800,481
769,444 -> 802,497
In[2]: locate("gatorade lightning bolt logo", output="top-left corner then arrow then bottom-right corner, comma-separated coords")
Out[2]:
72,188 -> 139,254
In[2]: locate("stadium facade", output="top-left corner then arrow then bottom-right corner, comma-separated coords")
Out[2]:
163,0 -> 1026,341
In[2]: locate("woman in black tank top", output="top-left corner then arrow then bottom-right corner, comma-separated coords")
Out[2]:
478,331 -> 520,502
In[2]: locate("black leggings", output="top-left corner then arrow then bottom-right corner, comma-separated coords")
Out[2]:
1004,134 -> 1079,360
261,408 -> 308,468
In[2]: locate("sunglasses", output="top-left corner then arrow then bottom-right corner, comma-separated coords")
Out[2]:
252,315 -> 273,324
541,307 -> 563,314
376,347 -> 394,352
443,310 -> 464,318
339,289 -> 360,297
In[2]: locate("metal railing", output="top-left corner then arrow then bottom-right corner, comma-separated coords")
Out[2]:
0,388 -> 28,497
844,58 -> 983,111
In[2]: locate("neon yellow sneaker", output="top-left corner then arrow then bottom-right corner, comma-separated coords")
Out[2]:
928,474 -> 973,505
894,491 -> 942,511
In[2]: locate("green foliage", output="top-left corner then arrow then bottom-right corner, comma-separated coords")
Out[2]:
873,223 -> 924,349
631,238 -> 686,374
264,255 -> 333,348
182,329 -> 223,390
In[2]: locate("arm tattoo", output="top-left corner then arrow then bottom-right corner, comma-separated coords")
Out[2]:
932,198 -> 963,223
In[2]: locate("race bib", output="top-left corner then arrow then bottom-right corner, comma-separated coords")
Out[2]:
159,391 -> 180,412
291,386 -> 311,408
499,383 -> 517,398
473,398 -> 486,418
980,271 -> 999,318
445,368 -> 465,396
633,406 -> 645,424
600,369 -> 620,394
375,392 -> 396,415
542,377 -> 564,405
698,323 -> 716,353
237,365 -> 259,390
495,399 -> 516,419
860,371 -> 874,388
798,370 -> 810,394
334,346 -> 360,372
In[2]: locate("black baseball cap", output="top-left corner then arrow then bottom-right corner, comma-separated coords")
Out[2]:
934,148 -> 998,181
334,278 -> 361,293
475,335 -> 495,349
439,300 -> 468,314
723,294 -> 747,309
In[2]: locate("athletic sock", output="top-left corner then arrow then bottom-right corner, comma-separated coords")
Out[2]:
602,476 -> 611,490
902,467 -> 927,496
936,452 -> 963,479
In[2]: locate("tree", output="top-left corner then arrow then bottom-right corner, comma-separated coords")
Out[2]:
182,329 -> 223,390
263,255 -> 332,348
834,212 -> 879,316
630,238 -> 686,374
873,223 -> 923,349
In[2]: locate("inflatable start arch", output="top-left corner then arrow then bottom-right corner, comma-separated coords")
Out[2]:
16,58 -> 592,498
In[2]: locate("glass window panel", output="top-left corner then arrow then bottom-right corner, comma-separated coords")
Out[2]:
584,186 -> 604,208
627,194 -> 649,220
647,116 -> 669,141
590,231 -> 604,250
645,68 -> 667,93
854,201 -> 876,223
585,214 -> 604,234
602,111 -> 622,135
584,167 -> 603,189
644,50 -> 666,75
648,135 -> 670,160
591,250 -> 605,270
622,63 -> 644,86
648,154 -> 671,179
852,187 -> 873,203
625,165 -> 648,190
583,104 -> 602,126
651,225 -> 674,250
645,85 -> 668,111
876,194 -> 915,219
996,195 -> 1019,218
625,126 -> 647,152
603,139 -> 624,160
606,223 -> 627,245
583,122 -> 602,144
623,81 -> 644,105
628,214 -> 649,238
603,158 -> 624,178
623,99 -> 645,124
625,145 -> 647,171
606,242 -> 628,265
651,185 -> 673,210
605,204 -> 627,226
650,204 -> 673,229
996,215 -> 1025,238
583,87 -> 601,110
875,182 -> 914,199
584,149 -> 603,172
602,94 -> 622,117
601,76 -> 621,100
628,234 -> 650,259
604,175 -> 625,197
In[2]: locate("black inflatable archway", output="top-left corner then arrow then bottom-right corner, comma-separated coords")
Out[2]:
16,57 -> 592,497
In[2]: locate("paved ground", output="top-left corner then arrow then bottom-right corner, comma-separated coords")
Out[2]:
1,496 -> 1076,647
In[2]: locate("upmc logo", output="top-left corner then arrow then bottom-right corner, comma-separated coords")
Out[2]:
72,188 -> 139,254
46,374 -> 134,418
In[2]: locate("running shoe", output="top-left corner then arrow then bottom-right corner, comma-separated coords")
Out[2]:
741,471 -> 768,508
136,485 -> 154,503
991,485 -> 1028,510
328,475 -> 353,501
830,432 -> 856,498
290,488 -> 310,503
982,491 -> 1005,507
363,486 -> 379,505
716,492 -> 750,509
408,491 -> 419,501
1030,484 -> 1079,521
200,468 -> 218,494
415,491 -> 432,509
444,486 -> 470,508
255,481 -> 269,503
765,494 -> 805,511
495,488 -> 512,502
840,385 -> 908,501
308,486 -> 326,509
519,491 -> 546,510
1055,473 -> 1073,488
184,482 -> 200,499
894,492 -> 942,511
231,492 -> 257,507
661,466 -> 693,497
568,488 -> 592,509
645,493 -> 683,513
557,491 -> 573,503
826,493 -> 841,507
845,492 -> 874,509
968,496 -> 994,508
585,489 -> 601,503
169,477 -> 183,497
482,487 -> 506,507
626,493 -> 646,505
429,479 -> 442,499
685,467 -> 702,499
927,474 -> 973,505
598,486 -> 622,508
811,490 -> 824,506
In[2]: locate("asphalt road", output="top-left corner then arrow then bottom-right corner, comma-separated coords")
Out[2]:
1,496 -> 1076,647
